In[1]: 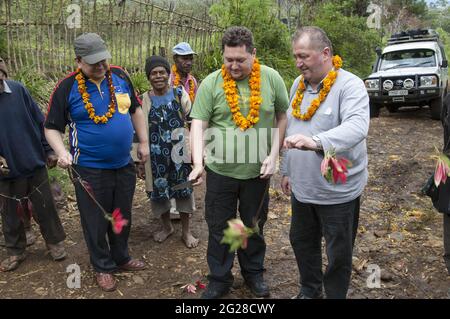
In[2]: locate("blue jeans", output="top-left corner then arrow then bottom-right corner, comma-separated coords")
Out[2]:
289,195 -> 360,299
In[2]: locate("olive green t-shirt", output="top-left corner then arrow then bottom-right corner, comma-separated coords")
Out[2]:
190,65 -> 289,179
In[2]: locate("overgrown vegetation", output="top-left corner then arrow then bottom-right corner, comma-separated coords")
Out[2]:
0,27 -> 6,58
310,2 -> 382,78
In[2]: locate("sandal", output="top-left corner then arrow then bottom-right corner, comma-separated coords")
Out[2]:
0,253 -> 27,272
119,259 -> 146,271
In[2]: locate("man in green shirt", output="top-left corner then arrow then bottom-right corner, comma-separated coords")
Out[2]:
189,26 -> 289,299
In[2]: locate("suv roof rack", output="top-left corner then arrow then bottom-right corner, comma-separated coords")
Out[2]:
388,29 -> 439,45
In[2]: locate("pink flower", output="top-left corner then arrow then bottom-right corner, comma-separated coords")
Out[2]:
111,208 -> 128,234
181,283 -> 197,294
434,155 -> 450,187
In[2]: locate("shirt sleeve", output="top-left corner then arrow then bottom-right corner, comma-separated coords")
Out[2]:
190,75 -> 214,122
316,76 -> 370,153
21,85 -> 53,154
45,77 -> 71,133
272,70 -> 289,113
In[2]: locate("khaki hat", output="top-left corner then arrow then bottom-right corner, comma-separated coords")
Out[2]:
74,33 -> 112,64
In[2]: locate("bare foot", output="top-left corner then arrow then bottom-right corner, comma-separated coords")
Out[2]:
182,233 -> 199,248
153,227 -> 174,243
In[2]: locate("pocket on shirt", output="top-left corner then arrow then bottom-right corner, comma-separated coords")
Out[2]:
312,111 -> 335,131
116,93 -> 131,114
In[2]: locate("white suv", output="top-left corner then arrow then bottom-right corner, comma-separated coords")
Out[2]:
365,29 -> 448,119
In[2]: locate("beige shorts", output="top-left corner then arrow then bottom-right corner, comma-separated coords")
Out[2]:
150,194 -> 195,218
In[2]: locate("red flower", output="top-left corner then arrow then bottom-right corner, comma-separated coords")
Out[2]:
111,208 -> 128,234
196,280 -> 206,289
321,151 -> 351,184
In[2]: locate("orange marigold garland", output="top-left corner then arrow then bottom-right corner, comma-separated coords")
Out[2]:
75,68 -> 116,124
221,58 -> 262,131
291,55 -> 342,121
172,64 -> 196,102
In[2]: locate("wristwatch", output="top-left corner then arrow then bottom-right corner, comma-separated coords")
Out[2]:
312,136 -> 323,150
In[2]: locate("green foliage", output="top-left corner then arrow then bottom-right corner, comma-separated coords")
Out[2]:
0,27 -> 6,58
47,167 -> 73,195
209,0 -> 294,85
130,71 -> 150,96
12,66 -> 56,112
311,2 -> 382,78
194,49 -> 223,81
435,28 -> 450,76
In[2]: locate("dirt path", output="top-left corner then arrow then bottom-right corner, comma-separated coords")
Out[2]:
1,107 -> 449,299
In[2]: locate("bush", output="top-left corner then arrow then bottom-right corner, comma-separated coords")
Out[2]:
209,0 -> 295,86
12,66 -> 56,112
130,71 -> 150,96
0,28 -> 6,58
312,2 -> 382,78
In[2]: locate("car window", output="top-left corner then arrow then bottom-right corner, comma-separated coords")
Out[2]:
379,49 -> 436,71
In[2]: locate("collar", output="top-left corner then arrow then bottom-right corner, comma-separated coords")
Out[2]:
303,78 -> 324,94
1,80 -> 12,94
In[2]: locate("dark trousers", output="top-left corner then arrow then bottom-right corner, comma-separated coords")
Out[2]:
444,213 -> 450,274
0,167 -> 65,256
72,162 -> 136,273
289,195 -> 360,299
204,168 -> 269,287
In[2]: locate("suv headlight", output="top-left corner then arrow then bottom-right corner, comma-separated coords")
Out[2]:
403,78 -> 414,90
383,80 -> 393,91
365,79 -> 379,91
419,75 -> 438,88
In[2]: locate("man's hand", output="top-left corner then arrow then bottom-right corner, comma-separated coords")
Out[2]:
137,142 -> 150,163
136,163 -> 146,179
260,156 -> 276,179
46,152 -> 58,169
188,165 -> 204,186
0,156 -> 10,176
57,151 -> 73,168
284,134 -> 317,151
281,175 -> 291,196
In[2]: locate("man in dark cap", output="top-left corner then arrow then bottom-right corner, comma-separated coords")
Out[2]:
0,56 -> 67,272
44,33 -> 149,292
134,55 -> 198,248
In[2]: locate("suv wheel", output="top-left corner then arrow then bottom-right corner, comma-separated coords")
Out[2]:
430,96 -> 443,120
370,103 -> 380,118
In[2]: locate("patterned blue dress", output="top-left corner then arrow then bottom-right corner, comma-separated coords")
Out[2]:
148,87 -> 192,201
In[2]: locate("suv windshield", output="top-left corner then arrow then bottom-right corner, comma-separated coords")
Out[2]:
379,49 -> 436,71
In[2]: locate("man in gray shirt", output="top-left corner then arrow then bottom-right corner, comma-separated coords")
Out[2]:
280,27 -> 369,299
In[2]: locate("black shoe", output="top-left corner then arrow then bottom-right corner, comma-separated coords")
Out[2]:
245,278 -> 270,297
201,282 -> 230,299
296,292 -> 324,299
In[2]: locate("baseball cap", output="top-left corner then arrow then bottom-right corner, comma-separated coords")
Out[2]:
172,42 -> 196,56
74,33 -> 112,64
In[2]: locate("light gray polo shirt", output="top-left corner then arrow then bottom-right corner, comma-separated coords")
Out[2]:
280,68 -> 370,205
